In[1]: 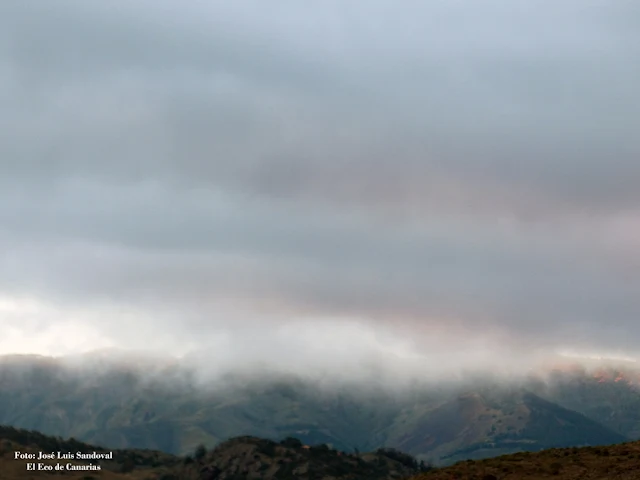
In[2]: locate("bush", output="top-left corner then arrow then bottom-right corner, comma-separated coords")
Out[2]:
375,448 -> 418,469
280,437 -> 303,448
257,441 -> 277,456
194,444 -> 207,461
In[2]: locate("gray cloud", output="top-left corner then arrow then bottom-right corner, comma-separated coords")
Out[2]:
1,1 -> 640,370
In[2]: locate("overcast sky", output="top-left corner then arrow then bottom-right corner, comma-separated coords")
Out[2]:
1,1 -> 639,375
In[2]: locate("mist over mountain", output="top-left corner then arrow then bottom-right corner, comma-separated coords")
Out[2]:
1,351 -> 637,466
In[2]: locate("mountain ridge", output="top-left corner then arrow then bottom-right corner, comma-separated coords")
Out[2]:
0,353 -> 635,465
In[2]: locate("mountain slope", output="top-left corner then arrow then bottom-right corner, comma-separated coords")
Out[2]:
0,354 -> 630,466
385,388 -> 627,465
531,364 -> 640,439
410,441 -> 640,480
0,355 -> 431,455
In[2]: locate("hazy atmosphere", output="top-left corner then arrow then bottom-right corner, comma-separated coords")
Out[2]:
1,1 -> 639,376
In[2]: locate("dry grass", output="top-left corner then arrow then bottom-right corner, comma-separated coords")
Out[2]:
411,442 -> 640,480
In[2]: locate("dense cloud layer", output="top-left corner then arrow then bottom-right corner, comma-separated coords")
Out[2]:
1,1 -> 639,372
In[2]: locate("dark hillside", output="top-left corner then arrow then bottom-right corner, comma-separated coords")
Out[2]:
0,425 -> 428,479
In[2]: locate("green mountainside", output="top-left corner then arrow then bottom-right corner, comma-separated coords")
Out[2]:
385,389 -> 626,465
0,354 -> 634,465
532,365 -> 640,439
